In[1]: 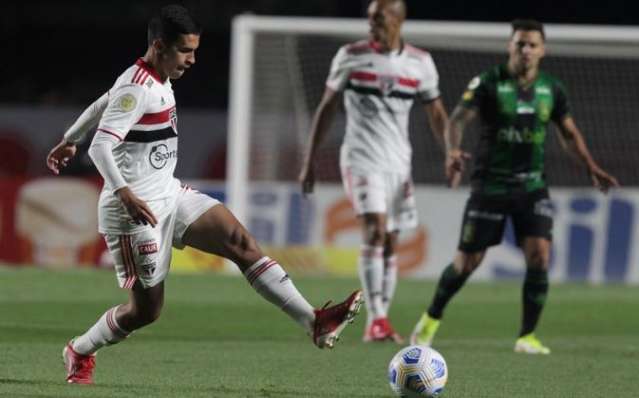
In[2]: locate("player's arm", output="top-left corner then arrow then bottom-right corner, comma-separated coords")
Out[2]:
444,105 -> 475,187
89,84 -> 158,227
555,116 -> 619,193
422,98 -> 448,153
418,55 -> 448,153
299,87 -> 341,195
299,46 -> 350,196
46,92 -> 109,174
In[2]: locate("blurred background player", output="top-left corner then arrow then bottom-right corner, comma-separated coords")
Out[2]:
299,0 -> 448,343
410,19 -> 619,354
47,4 -> 362,385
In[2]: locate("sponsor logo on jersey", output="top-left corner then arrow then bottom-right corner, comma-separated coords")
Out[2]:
118,93 -> 137,112
497,82 -> 514,93
535,86 -> 551,95
138,242 -> 158,255
498,127 -> 545,144
149,143 -> 178,169
359,96 -> 378,117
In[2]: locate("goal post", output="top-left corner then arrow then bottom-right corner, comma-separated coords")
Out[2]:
227,15 -> 639,223
225,16 -> 639,281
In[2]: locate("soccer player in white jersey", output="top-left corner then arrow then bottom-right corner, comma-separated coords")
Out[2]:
46,5 -> 362,385
299,0 -> 448,343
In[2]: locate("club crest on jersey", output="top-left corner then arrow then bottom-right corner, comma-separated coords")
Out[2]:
169,108 -> 178,133
378,75 -> 396,96
140,262 -> 157,277
359,96 -> 378,117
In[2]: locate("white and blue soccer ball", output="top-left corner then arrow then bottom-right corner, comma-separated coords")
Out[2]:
388,345 -> 448,397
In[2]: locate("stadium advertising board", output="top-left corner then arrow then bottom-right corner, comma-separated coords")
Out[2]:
1,178 -> 636,284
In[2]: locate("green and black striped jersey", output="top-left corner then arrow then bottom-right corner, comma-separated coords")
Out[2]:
460,64 -> 570,195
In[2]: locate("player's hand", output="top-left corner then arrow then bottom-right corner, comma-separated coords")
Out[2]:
299,163 -> 316,197
445,149 -> 471,188
115,187 -> 158,227
46,139 -> 77,175
588,164 -> 620,194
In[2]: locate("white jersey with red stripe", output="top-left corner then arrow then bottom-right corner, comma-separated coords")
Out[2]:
96,58 -> 181,234
326,40 -> 440,175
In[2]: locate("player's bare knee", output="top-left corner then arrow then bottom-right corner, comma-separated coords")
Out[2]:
383,233 -> 398,257
226,226 -> 259,258
363,225 -> 385,246
135,307 -> 162,327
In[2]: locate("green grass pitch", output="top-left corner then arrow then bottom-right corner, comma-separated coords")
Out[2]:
1,266 -> 638,397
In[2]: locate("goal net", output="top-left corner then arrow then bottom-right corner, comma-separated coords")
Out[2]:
226,16 -> 639,277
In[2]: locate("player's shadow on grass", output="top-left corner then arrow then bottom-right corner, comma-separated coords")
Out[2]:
96,381 -> 390,397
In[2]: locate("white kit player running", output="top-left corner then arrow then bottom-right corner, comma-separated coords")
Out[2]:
299,0 -> 448,343
46,4 -> 362,385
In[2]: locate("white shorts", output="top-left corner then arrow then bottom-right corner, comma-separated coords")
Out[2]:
104,186 -> 220,289
341,166 -> 418,232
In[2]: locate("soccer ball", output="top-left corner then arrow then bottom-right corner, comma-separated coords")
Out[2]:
388,345 -> 448,397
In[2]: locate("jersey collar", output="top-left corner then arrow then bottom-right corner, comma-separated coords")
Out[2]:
369,39 -> 404,56
135,58 -> 165,83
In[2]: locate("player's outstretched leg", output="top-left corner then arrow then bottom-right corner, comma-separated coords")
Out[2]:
181,204 -> 363,348
63,282 -> 164,383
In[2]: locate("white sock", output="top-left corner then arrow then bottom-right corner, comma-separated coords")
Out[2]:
381,255 -> 398,317
358,245 -> 384,324
244,257 -> 315,333
72,305 -> 130,355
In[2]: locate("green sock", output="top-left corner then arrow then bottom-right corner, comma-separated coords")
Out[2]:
427,264 -> 470,319
520,268 -> 549,336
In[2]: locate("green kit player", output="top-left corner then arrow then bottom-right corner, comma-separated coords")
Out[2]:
410,19 -> 619,354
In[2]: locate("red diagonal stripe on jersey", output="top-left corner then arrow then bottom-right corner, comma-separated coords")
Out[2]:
350,71 -> 420,88
137,107 -> 174,125
350,71 -> 377,81
398,77 -> 419,88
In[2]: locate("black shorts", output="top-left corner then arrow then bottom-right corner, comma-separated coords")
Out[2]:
457,188 -> 553,252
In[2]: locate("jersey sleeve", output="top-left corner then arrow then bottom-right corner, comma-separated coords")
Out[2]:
63,92 -> 109,144
96,84 -> 148,140
416,54 -> 441,103
459,73 -> 489,109
325,46 -> 352,92
551,80 -> 571,123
